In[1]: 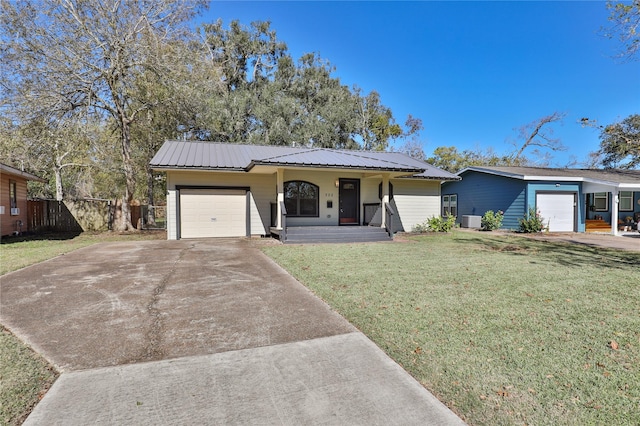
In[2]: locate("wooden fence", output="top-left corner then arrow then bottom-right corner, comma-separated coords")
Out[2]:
27,199 -> 112,233
26,199 -> 166,233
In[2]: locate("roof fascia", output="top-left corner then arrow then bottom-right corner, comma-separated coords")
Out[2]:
150,166 -> 246,173
462,167 -> 640,187
246,160 -> 421,173
0,163 -> 46,182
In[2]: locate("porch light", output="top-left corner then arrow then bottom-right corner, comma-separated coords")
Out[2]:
335,179 -> 339,188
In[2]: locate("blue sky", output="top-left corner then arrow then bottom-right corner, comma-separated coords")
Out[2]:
206,1 -> 640,167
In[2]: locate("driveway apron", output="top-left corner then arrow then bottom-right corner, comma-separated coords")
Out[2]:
1,239 -> 464,425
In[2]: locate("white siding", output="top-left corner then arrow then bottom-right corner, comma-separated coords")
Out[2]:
164,170 -> 443,238
166,171 -> 276,239
391,179 -> 441,232
167,188 -> 178,240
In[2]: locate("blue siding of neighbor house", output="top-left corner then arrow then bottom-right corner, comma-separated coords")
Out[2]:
526,182 -> 585,232
442,172 -> 526,230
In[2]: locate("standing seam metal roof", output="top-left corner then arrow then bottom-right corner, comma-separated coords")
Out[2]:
150,141 -> 460,180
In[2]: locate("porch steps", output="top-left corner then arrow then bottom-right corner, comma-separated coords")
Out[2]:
283,226 -> 392,244
586,219 -> 611,233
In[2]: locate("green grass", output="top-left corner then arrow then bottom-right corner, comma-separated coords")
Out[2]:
0,230 -> 166,425
0,326 -> 57,425
0,230 -> 166,275
262,231 -> 640,425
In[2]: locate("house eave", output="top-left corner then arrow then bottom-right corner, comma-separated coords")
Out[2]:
0,163 -> 47,182
246,160 -> 422,173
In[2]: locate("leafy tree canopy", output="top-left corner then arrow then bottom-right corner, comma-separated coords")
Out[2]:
605,0 -> 640,61
598,114 -> 640,169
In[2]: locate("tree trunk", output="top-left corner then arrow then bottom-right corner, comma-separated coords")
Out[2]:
116,118 -> 136,231
54,165 -> 64,201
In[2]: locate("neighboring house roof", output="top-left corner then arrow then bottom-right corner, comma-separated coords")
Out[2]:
151,141 -> 460,180
0,163 -> 46,182
458,166 -> 640,189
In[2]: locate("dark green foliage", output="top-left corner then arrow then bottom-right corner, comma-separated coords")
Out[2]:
598,114 -> 640,169
518,207 -> 546,233
481,210 -> 504,231
413,214 -> 457,233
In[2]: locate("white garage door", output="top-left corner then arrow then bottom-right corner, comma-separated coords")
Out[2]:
536,193 -> 576,232
180,189 -> 247,238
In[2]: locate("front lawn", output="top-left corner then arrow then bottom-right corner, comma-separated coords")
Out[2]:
262,231 -> 640,425
0,230 -> 166,275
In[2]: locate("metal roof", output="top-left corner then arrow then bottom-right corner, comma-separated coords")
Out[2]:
460,166 -> 640,186
151,141 -> 460,180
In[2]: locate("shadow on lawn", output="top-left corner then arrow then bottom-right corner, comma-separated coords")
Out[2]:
459,235 -> 640,269
0,231 -> 82,244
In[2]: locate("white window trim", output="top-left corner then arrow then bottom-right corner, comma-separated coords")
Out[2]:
619,191 -> 633,212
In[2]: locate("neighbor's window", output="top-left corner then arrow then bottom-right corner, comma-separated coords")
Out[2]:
9,180 -> 17,209
284,181 -> 319,217
594,192 -> 608,211
443,194 -> 457,217
619,191 -> 633,211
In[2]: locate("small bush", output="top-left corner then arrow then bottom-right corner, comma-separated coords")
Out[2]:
519,207 -> 545,233
481,210 -> 504,231
413,215 -> 457,233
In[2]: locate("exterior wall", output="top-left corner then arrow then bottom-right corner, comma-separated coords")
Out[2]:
282,169 -> 342,226
391,179 -> 441,232
442,172 -> 527,230
282,170 -> 383,226
526,182 -> 584,232
165,169 -> 444,238
0,173 -> 29,237
166,170 -> 276,239
592,191 -> 640,225
617,191 -> 640,224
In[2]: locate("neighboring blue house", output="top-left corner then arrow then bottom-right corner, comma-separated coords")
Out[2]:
441,167 -> 640,235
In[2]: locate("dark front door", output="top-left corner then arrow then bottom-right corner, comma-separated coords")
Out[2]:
339,178 -> 360,225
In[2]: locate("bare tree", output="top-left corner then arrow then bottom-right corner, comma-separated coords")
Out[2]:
510,112 -> 567,162
1,0 -> 206,230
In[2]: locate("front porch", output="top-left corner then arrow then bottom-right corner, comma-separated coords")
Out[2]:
586,218 -> 640,233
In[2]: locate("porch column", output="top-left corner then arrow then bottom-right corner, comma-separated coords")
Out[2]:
611,189 -> 619,236
276,168 -> 284,229
381,174 -> 390,228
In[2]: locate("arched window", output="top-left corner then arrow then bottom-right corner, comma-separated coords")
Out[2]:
284,181 -> 319,217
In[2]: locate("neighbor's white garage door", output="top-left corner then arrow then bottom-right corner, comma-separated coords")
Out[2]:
180,189 -> 246,238
536,193 -> 576,232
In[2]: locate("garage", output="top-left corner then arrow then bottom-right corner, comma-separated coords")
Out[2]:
536,192 -> 576,232
179,188 -> 247,238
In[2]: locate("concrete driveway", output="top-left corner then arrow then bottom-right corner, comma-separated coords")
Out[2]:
1,239 -> 464,425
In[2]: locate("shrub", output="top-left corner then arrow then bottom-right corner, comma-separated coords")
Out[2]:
413,215 -> 457,233
481,210 -> 504,231
518,207 -> 545,233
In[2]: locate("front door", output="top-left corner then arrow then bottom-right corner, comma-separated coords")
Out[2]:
339,178 -> 360,225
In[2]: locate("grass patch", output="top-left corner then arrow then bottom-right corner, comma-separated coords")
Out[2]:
0,230 -> 166,275
0,230 -> 166,424
262,231 -> 640,425
0,326 -> 58,425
